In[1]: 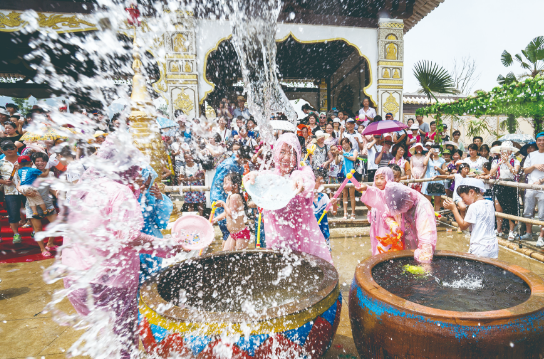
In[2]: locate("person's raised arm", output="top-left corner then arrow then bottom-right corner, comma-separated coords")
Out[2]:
423,150 -> 432,166
366,137 -> 377,150
404,161 -> 412,179
344,149 -> 358,162
432,174 -> 454,180
443,197 -> 470,230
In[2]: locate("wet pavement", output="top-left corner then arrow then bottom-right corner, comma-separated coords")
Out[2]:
2,225 -> 544,359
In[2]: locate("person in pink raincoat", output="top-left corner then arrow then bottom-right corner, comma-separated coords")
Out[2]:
357,167 -> 396,255
383,182 -> 437,262
55,138 -> 185,358
243,133 -> 333,264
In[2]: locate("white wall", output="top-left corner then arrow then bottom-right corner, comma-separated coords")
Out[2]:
194,20 -> 378,106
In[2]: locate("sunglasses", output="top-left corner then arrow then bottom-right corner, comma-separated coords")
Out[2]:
2,146 -> 15,151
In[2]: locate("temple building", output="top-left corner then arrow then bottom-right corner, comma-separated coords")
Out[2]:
0,0 -> 445,121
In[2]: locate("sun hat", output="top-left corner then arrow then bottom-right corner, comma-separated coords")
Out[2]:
410,124 -> 419,130
94,130 -> 108,138
455,160 -> 465,165
333,117 -> 341,123
237,95 -> 246,101
520,141 -> 537,157
490,140 -> 518,154
314,130 -> 329,140
443,141 -> 459,148
409,143 -> 424,154
425,141 -> 434,146
442,149 -> 452,155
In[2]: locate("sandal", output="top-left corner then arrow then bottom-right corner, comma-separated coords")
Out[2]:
343,214 -> 348,220
45,244 -> 58,251
350,215 -> 356,220
23,222 -> 32,228
41,251 -> 52,258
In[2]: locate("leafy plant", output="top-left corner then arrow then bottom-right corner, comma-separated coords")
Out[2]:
11,98 -> 32,115
413,60 -> 458,146
499,36 -> 544,81
466,118 -> 496,139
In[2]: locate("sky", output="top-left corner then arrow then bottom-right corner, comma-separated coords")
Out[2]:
404,0 -> 543,94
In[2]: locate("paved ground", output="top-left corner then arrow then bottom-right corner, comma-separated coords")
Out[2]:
2,226 -> 544,359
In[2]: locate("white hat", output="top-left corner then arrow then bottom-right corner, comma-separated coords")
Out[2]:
0,108 -> 8,116
410,124 -> 419,130
333,117 -> 341,123
458,178 -> 486,194
425,141 -> 434,146
383,133 -> 393,140
455,160 -> 465,165
409,143 -> 424,154
490,140 -> 518,154
93,130 -> 108,138
443,141 -> 459,148
315,130 -> 328,139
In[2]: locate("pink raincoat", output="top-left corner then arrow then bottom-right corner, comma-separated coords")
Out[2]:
360,167 -> 395,255
384,182 -> 437,262
260,133 -> 333,264
60,139 -> 179,358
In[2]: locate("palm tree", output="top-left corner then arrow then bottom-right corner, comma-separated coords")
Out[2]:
497,36 -> 544,135
499,36 -> 544,80
413,60 -> 458,145
413,60 -> 458,102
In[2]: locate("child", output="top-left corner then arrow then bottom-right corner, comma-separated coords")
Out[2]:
339,138 -> 358,220
327,145 -> 343,184
313,167 -> 337,251
434,162 -> 471,216
356,167 -> 397,255
16,155 -> 52,219
387,164 -> 402,183
213,172 -> 251,250
444,178 -> 498,258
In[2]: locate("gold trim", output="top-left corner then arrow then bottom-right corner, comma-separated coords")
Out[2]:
166,54 -> 196,59
379,22 -> 404,29
167,74 -> 198,79
0,10 -> 97,33
201,31 -> 376,107
201,34 -> 233,105
378,79 -> 403,84
139,285 -> 340,336
377,85 -> 404,89
378,61 -> 403,66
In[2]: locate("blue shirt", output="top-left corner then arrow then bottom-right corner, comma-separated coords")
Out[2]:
342,150 -> 356,176
18,167 -> 42,186
313,193 -> 330,239
210,155 -> 244,217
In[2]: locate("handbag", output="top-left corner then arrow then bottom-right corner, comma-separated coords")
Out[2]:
427,182 -> 445,194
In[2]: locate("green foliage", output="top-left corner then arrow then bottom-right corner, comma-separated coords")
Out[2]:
466,118 -> 495,139
413,60 -> 458,102
499,36 -> 544,82
11,98 -> 32,115
416,75 -> 544,136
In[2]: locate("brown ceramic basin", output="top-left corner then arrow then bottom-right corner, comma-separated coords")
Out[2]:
349,250 -> 544,359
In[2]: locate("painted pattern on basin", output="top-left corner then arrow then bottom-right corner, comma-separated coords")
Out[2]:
349,250 -> 544,359
138,250 -> 342,358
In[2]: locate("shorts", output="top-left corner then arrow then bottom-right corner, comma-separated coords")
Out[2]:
25,200 -> 56,219
231,227 -> 250,241
20,185 -> 45,207
218,219 -> 230,241
5,195 -> 25,224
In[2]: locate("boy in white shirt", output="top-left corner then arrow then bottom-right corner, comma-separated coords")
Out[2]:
444,178 -> 498,258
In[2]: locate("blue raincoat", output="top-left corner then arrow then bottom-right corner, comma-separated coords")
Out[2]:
210,154 -> 244,240
138,166 -> 174,286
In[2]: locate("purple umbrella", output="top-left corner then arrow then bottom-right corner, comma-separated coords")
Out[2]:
361,120 -> 408,136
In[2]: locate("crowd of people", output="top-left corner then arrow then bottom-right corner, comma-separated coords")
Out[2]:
2,96 -> 544,262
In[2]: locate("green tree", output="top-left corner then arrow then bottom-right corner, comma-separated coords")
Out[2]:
11,98 -> 32,115
497,36 -> 544,135
413,60 -> 458,145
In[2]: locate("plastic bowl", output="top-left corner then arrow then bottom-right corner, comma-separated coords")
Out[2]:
245,172 -> 297,211
171,214 -> 214,250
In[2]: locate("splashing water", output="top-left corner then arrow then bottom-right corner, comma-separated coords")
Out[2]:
230,0 -> 297,145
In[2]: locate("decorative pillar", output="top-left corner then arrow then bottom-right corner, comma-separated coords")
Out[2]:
319,78 -> 328,112
152,11 -> 199,119
377,18 -> 404,122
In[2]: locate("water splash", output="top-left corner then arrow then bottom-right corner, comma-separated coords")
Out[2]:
230,0 -> 297,145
